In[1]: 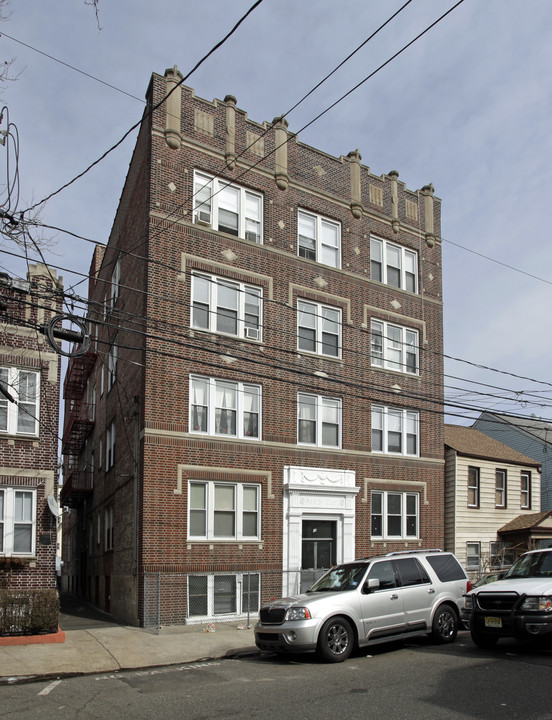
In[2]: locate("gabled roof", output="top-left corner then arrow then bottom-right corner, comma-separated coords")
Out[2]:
478,412 -> 552,445
444,424 -> 540,468
498,510 -> 552,534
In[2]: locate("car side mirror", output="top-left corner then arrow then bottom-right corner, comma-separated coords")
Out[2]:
363,578 -> 380,594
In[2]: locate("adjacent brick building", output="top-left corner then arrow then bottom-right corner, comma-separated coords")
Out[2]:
0,264 -> 63,590
61,69 -> 446,627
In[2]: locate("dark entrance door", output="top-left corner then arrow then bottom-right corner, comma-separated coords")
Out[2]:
301,520 -> 336,591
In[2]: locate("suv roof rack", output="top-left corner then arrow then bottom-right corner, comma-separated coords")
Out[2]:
384,549 -> 443,557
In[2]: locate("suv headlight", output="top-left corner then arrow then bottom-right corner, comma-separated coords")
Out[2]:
521,596 -> 552,612
464,595 -> 473,611
286,607 -> 312,621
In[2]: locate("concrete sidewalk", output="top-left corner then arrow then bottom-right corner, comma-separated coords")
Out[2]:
0,598 -> 258,683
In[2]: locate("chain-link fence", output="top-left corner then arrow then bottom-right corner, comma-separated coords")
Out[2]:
142,568 -> 328,633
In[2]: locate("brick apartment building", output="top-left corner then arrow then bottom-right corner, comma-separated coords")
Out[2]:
0,264 -> 63,590
61,68 -> 445,627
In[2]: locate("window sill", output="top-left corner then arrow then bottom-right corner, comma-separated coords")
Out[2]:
0,556 -> 35,568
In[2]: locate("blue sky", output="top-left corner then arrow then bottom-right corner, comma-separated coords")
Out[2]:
2,0 -> 552,423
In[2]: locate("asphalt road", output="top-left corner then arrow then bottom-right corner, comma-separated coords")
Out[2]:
2,631 -> 552,720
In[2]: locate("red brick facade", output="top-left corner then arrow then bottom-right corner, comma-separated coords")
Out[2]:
0,265 -> 62,590
61,71 -> 445,626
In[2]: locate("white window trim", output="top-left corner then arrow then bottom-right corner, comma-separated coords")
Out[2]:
193,170 -> 263,244
0,367 -> 40,437
110,257 -> 121,308
370,236 -> 418,293
189,375 -> 262,440
371,490 -> 419,540
370,319 -> 419,375
371,405 -> 419,457
188,480 -> 261,541
0,487 -> 37,557
297,393 -> 342,449
107,342 -> 118,391
521,470 -> 531,509
466,541 -> 481,570
467,466 -> 480,508
191,271 -> 263,341
495,469 -> 507,508
187,571 -> 260,623
297,299 -> 342,359
106,422 -> 116,470
297,209 -> 341,268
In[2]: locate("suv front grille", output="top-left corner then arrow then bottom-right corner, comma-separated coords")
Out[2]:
476,592 -> 519,612
260,607 -> 287,624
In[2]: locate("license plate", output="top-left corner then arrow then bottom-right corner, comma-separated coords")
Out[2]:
485,616 -> 502,628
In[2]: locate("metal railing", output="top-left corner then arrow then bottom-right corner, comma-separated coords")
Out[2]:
142,568 -> 328,633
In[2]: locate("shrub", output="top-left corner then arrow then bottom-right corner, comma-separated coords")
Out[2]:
0,589 -> 59,636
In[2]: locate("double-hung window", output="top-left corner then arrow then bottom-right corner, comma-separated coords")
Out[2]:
190,376 -> 261,439
188,572 -> 260,619
107,342 -> 118,391
191,272 -> 262,341
106,422 -> 116,470
0,367 -> 40,436
371,490 -> 419,540
194,171 -> 263,243
520,471 -> 532,509
298,210 -> 341,268
371,405 -> 419,456
495,469 -> 507,508
188,481 -> 260,541
298,393 -> 341,448
370,237 -> 418,292
468,466 -> 480,508
297,300 -> 341,358
371,320 -> 418,374
110,258 -> 120,309
466,542 -> 481,570
0,488 -> 36,556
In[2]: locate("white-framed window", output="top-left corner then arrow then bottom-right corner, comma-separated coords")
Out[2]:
468,466 -> 480,508
188,572 -> 260,620
297,393 -> 341,448
190,376 -> 261,439
0,367 -> 40,436
521,470 -> 531,509
188,481 -> 260,541
194,171 -> 263,243
0,487 -> 37,556
371,320 -> 419,374
298,210 -> 341,268
191,272 -> 262,341
106,422 -> 116,470
105,505 -> 114,551
297,300 -> 341,358
371,406 -> 419,456
371,490 -> 419,540
495,469 -> 507,508
370,236 -> 418,293
466,542 -> 481,570
110,257 -> 120,308
107,342 -> 118,391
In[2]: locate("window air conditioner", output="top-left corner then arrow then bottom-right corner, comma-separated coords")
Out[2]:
194,210 -> 211,225
244,327 -> 259,340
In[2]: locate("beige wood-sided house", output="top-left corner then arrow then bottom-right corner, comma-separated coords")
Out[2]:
444,424 -> 541,576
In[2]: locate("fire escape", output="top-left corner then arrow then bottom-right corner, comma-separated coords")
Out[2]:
60,347 -> 97,507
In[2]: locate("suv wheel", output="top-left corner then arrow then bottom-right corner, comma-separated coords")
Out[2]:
432,604 -> 458,644
317,616 -> 354,663
471,630 -> 498,649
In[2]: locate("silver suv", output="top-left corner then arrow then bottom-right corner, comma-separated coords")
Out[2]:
255,549 -> 470,662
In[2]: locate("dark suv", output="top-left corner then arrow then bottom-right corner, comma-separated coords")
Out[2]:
255,549 -> 470,662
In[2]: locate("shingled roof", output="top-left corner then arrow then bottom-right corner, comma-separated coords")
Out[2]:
444,424 -> 540,467
498,511 -> 552,533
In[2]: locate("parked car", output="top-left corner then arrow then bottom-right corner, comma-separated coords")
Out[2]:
464,548 -> 552,648
472,570 -> 508,589
255,549 -> 471,662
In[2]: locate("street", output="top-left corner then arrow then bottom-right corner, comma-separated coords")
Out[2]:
2,632 -> 551,720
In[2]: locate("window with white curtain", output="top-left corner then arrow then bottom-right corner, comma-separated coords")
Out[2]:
370,236 -> 418,292
0,488 -> 36,556
190,376 -> 261,439
297,300 -> 341,358
0,367 -> 40,436
371,405 -> 419,456
370,320 -> 419,374
298,393 -> 341,448
188,481 -> 260,541
298,210 -> 341,268
194,171 -> 263,243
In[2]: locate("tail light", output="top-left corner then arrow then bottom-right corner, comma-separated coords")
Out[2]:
466,580 -> 473,593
